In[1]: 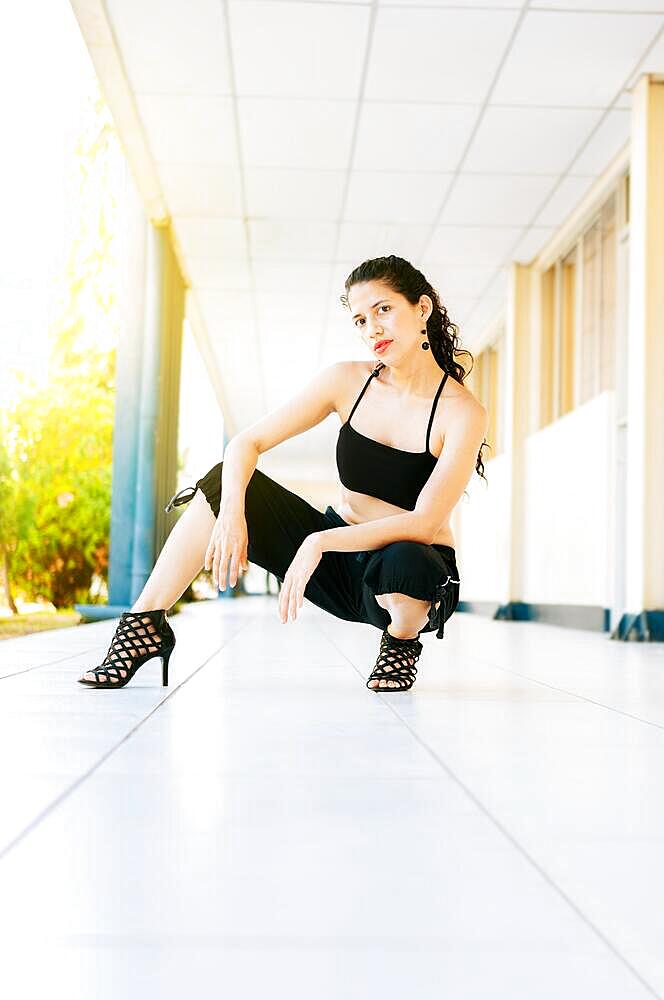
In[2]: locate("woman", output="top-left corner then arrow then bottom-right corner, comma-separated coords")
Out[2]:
78,255 -> 489,692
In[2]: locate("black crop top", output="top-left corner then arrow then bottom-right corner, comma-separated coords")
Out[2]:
336,361 -> 448,511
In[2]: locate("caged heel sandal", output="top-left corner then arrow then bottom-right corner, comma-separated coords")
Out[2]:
366,629 -> 424,692
77,609 -> 176,688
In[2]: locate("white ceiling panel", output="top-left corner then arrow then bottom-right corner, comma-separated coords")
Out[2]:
239,98 -> 356,170
175,218 -> 248,259
212,341 -> 262,390
158,163 -> 242,216
532,0 -> 664,10
229,1 -> 370,100
511,227 -> 556,265
482,269 -> 509,301
624,25 -> 664,89
105,0 -> 231,95
463,297 -> 505,343
344,171 -> 453,223
254,290 -> 324,331
353,103 -> 479,173
135,96 -> 238,165
319,343 -> 362,373
252,260 -> 331,293
532,175 -> 597,228
330,259 -> 363,293
446,297 -> 479,326
440,174 -> 556,226
493,10 -> 663,107
336,222 -> 431,262
320,301 -> 354,333
198,289 -> 254,330
425,226 -> 523,267
256,0 -> 366,4
248,220 -> 337,260
444,296 -> 481,326
433,266 -> 500,300
212,340 -> 261,384
244,167 -> 345,221
382,0 -> 522,6
466,107 -> 603,174
326,294 -> 355,323
185,257 -> 252,290
262,329 -> 318,364
262,354 -> 321,406
569,109 -> 631,175
365,6 -> 521,103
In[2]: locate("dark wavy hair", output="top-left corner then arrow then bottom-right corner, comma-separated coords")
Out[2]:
339,254 -> 489,483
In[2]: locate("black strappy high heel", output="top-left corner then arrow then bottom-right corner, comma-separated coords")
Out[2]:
366,629 -> 424,692
77,609 -> 176,688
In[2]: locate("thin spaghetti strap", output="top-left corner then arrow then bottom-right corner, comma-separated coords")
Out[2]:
347,363 -> 384,423
425,371 -> 449,453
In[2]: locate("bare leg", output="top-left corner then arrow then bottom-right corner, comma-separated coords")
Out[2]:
79,489 -> 216,683
131,489 -> 216,612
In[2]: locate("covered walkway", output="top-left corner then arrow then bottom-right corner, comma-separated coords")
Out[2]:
0,600 -> 662,998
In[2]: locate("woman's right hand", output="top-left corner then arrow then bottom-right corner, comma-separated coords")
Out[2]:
204,506 -> 249,590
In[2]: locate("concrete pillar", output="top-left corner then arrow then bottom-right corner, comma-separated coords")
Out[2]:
75,211 -> 185,621
129,224 -> 166,601
619,74 -> 664,640
106,169 -> 147,613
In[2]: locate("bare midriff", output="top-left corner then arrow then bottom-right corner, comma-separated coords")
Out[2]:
331,492 -> 456,549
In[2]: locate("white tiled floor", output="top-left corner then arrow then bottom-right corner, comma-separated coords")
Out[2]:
0,598 -> 663,999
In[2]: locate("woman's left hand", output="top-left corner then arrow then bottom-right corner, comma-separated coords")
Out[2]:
279,534 -> 323,624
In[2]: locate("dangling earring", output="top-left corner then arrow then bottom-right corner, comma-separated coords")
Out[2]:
420,327 -> 430,351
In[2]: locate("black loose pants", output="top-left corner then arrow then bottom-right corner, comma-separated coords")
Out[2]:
165,462 -> 461,639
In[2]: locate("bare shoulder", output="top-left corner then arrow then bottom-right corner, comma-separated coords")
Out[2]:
331,360 -> 375,418
437,373 -> 488,451
446,376 -> 488,434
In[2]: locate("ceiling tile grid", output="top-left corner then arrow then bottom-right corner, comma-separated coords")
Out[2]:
98,0 -> 664,475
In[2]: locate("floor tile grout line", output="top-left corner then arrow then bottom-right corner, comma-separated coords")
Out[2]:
319,623 -> 663,1000
468,652 -> 664,734
0,620 -> 249,865
0,603 -> 243,681
0,645 -> 111,681
0,929 -> 634,951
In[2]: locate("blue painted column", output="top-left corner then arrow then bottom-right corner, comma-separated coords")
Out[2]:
130,223 -> 164,602
76,206 -> 185,620
104,180 -> 147,613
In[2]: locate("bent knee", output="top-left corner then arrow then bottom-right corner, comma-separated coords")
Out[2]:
380,540 -> 431,569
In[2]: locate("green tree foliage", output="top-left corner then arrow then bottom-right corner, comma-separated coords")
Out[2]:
0,81 -> 123,611
1,371 -> 113,608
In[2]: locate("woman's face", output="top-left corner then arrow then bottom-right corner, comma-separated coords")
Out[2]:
348,281 -> 432,363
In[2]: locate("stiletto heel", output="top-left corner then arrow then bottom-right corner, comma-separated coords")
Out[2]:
77,609 -> 176,688
162,645 -> 174,686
